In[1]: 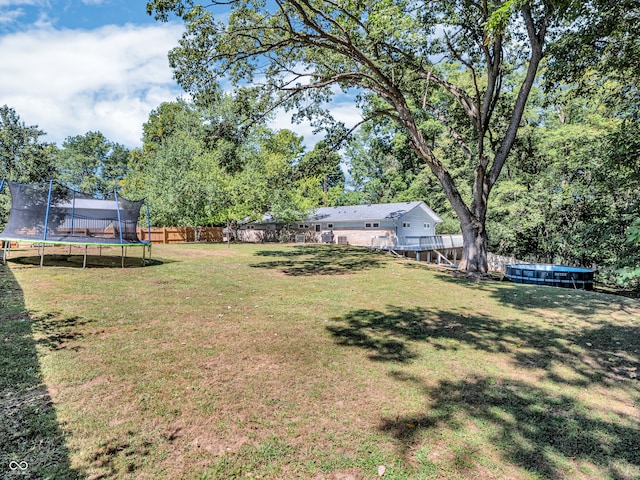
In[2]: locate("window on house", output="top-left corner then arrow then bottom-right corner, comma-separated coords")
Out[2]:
403,222 -> 411,228
423,223 -> 430,229
365,222 -> 372,228
326,223 -> 334,229
298,224 -> 309,229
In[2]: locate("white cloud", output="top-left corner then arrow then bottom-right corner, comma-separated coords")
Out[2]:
0,22 -> 185,148
0,1 -> 45,6
0,8 -> 23,23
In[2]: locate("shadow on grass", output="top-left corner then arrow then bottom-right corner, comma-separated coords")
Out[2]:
327,305 -> 640,478
7,254 -> 165,269
379,375 -> 640,479
327,305 -> 640,385
31,313 -> 96,352
0,266 -> 82,479
250,245 -> 387,276
430,269 -> 633,317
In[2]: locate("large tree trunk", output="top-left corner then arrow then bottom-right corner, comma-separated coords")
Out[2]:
458,220 -> 489,274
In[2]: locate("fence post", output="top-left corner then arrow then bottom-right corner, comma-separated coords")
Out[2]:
163,226 -> 168,244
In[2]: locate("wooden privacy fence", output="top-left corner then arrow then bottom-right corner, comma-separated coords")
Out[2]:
136,227 -> 224,244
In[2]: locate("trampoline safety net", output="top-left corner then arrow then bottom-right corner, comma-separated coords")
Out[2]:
0,180 -> 146,245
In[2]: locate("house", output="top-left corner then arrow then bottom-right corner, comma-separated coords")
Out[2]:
238,201 -> 463,265
235,212 -> 287,243
301,201 -> 443,246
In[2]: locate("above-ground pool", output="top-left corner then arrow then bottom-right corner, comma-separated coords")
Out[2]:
505,264 -> 594,290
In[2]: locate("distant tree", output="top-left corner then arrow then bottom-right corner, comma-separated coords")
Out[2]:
125,100 -> 228,228
295,141 -> 345,207
343,120 -> 459,231
0,105 -> 56,183
126,97 -> 310,231
0,105 -> 57,225
56,131 -> 130,198
142,100 -> 190,154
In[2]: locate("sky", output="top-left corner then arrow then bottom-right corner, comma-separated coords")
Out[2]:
0,0 -> 355,149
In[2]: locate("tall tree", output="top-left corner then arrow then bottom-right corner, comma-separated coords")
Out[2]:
296,141 -> 345,207
0,105 -> 57,225
126,97 -> 310,229
0,105 -> 56,184
56,131 -> 130,198
147,0 -> 574,273
125,100 -> 229,227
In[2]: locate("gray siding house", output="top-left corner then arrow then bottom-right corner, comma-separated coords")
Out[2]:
238,201 -> 463,265
299,201 -> 443,246
237,201 -> 464,250
235,213 -> 285,243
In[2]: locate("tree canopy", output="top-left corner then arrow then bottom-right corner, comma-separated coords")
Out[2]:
56,131 -> 130,198
124,96 -> 318,230
0,105 -> 56,184
147,0 -> 582,273
0,105 -> 57,225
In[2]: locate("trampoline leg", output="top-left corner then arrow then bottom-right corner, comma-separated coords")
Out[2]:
2,241 -> 8,265
83,245 -> 87,269
40,244 -> 45,268
121,246 -> 125,269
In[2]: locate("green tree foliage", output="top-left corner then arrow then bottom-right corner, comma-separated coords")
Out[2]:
147,0 -> 579,273
487,82 -> 640,287
0,105 -> 57,225
295,141 -> 345,207
125,100 -> 230,227
547,0 -> 640,87
125,97 -> 316,230
343,119 -> 461,232
56,131 -> 130,198
535,0 -> 640,287
0,105 -> 57,183
226,127 -> 307,223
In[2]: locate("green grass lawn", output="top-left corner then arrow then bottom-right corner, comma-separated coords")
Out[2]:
1,243 -> 639,479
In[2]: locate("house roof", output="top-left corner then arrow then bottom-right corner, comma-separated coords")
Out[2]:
238,212 -> 281,225
307,201 -> 442,223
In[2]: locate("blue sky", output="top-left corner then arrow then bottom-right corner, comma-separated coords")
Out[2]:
0,0 -> 156,31
0,0 -> 357,149
0,0 -> 186,148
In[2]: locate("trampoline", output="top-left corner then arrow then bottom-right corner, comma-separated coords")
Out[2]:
0,179 -> 151,268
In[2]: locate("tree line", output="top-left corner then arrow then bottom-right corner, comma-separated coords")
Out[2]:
0,98 -> 345,236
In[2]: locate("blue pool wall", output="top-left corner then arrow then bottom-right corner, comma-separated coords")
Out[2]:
504,264 -> 594,290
